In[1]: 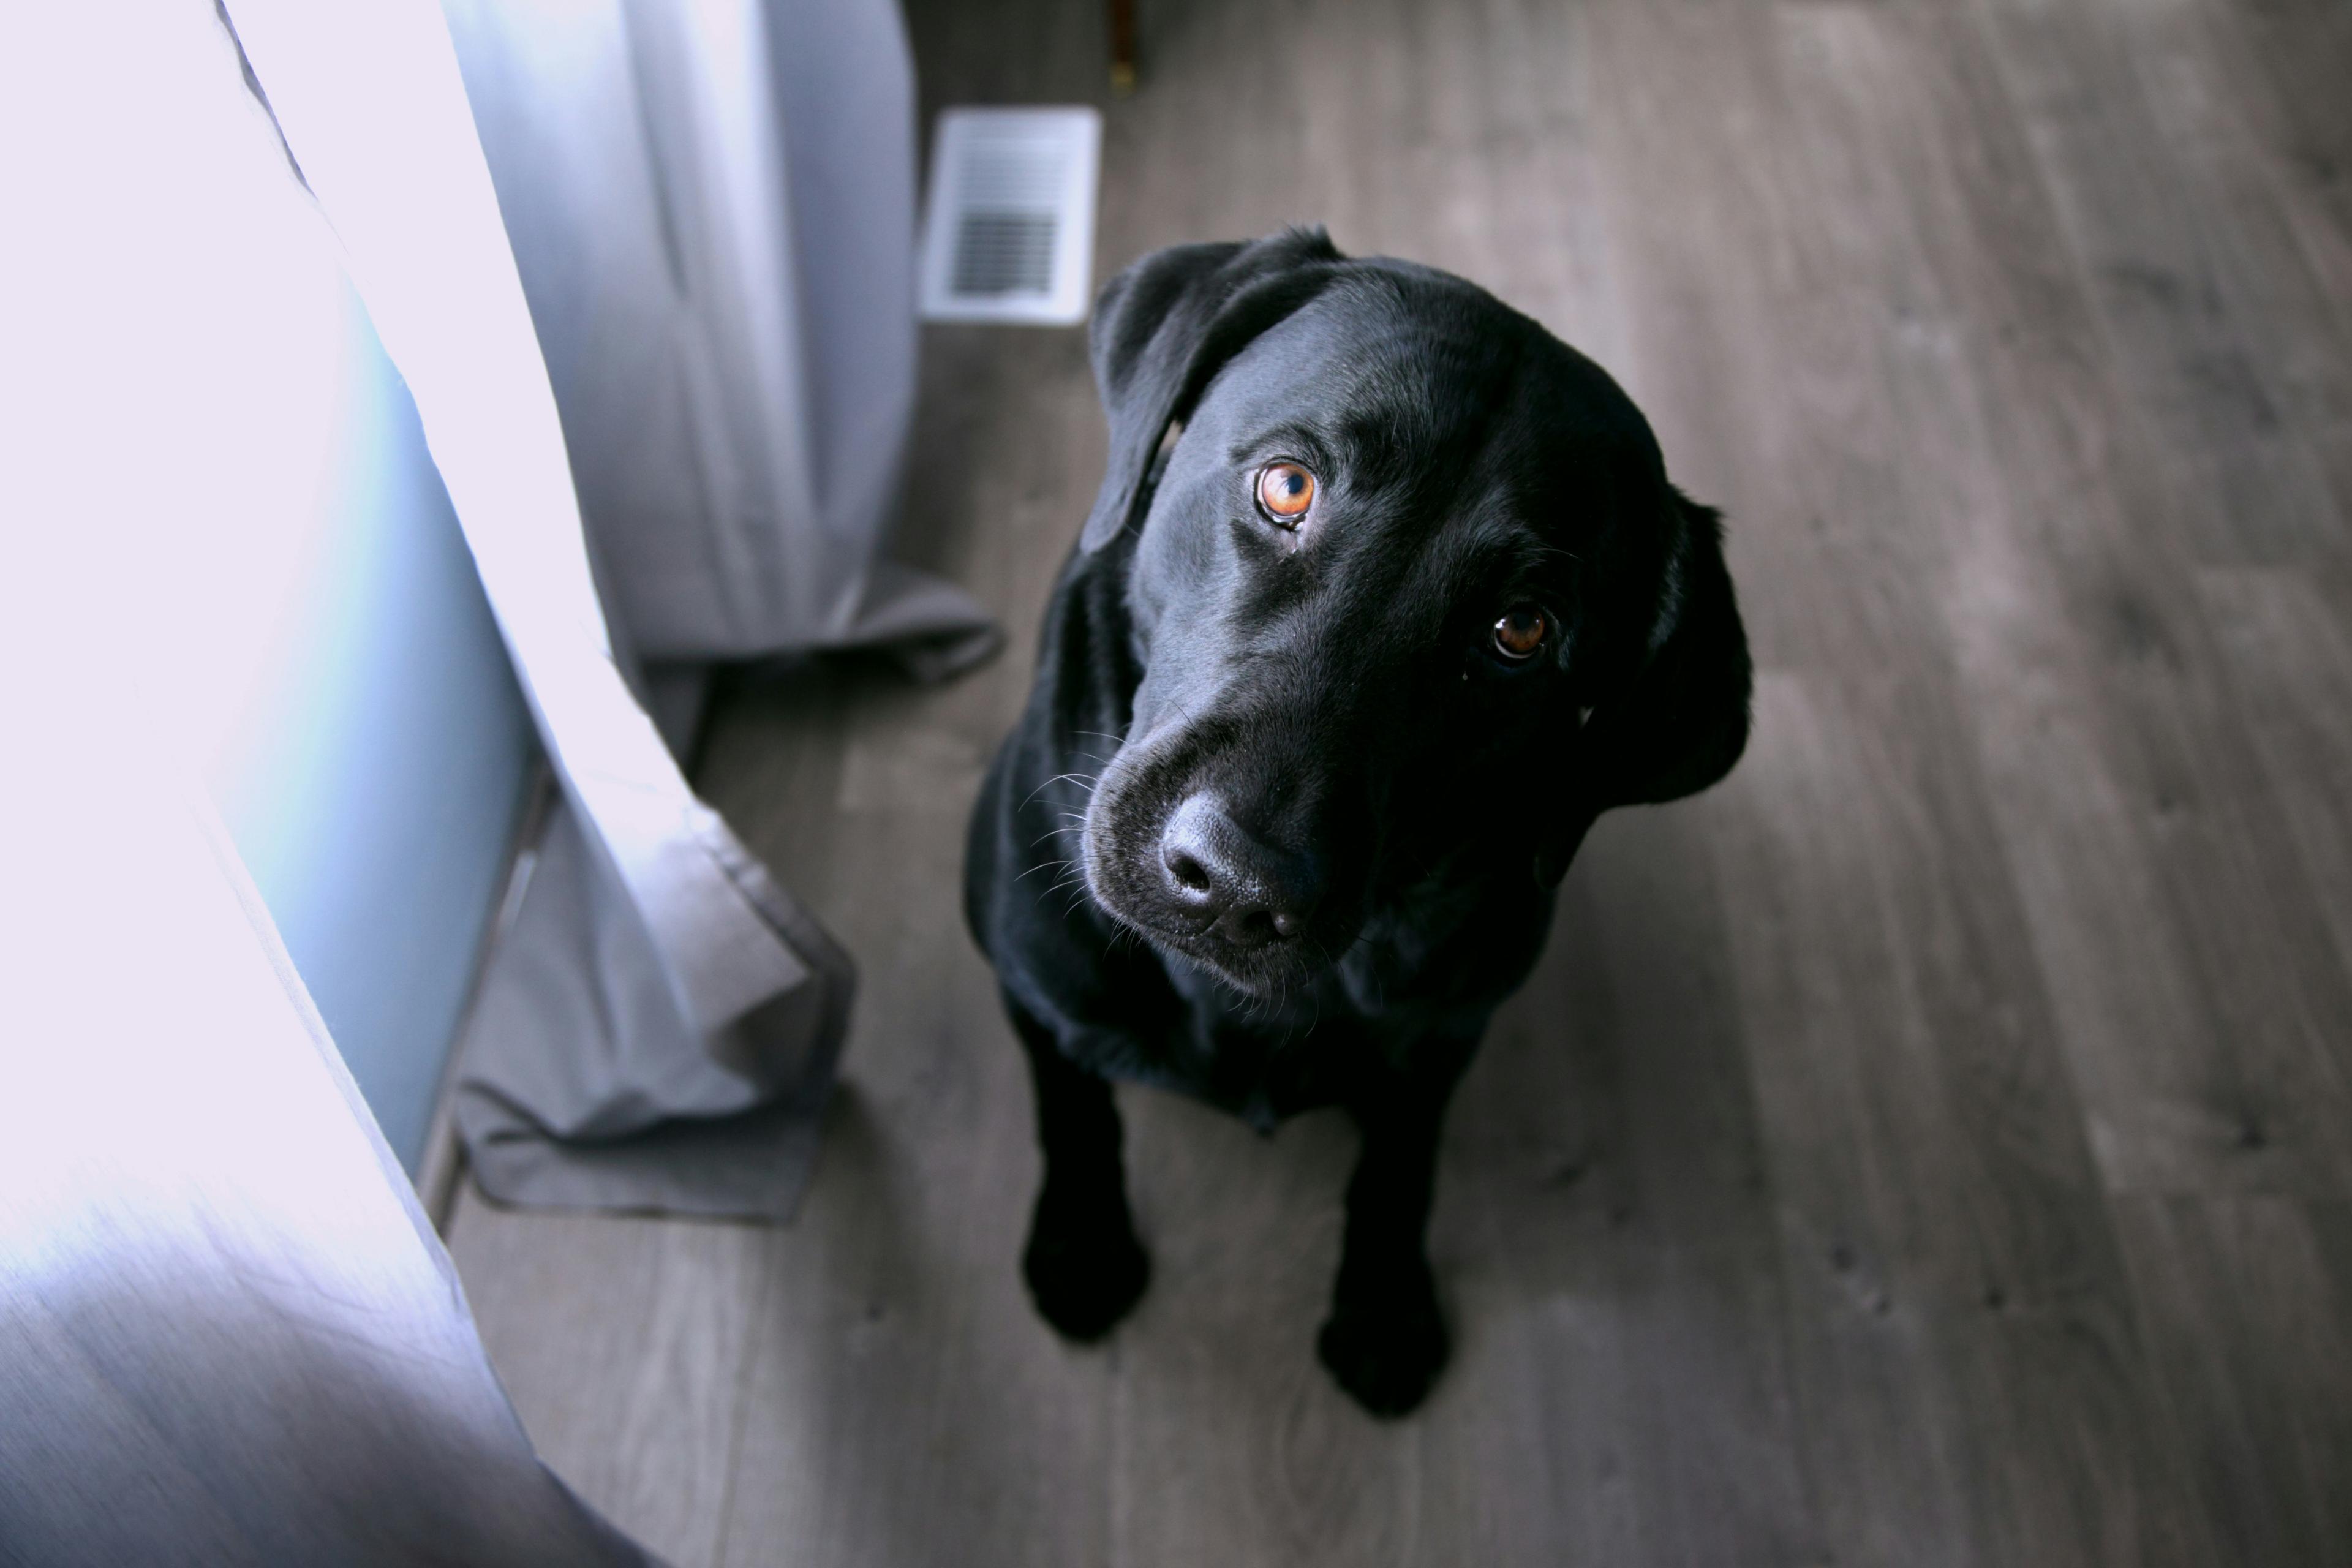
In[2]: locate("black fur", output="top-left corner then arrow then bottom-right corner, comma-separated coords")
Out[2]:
963,230 -> 1752,1417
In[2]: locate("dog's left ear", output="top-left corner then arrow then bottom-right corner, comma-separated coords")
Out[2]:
1078,227 -> 1348,553
1534,491 -> 1753,886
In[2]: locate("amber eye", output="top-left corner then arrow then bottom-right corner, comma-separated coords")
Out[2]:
1254,461 -> 1316,524
1490,605 -> 1549,661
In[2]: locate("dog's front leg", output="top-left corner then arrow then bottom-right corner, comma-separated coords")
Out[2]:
1319,1076 -> 1459,1417
1006,993 -> 1150,1341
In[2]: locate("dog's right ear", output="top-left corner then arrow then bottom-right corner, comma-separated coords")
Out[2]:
1079,228 -> 1348,553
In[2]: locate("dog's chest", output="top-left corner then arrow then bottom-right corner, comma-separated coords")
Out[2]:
1147,972 -> 1384,1131
1133,928 -> 1469,1129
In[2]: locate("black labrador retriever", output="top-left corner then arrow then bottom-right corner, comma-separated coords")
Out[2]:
963,228 -> 1751,1416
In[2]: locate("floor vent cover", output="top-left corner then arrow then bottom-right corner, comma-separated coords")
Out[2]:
919,107 -> 1101,326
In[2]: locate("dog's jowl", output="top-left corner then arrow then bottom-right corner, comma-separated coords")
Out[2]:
963,229 -> 1753,1417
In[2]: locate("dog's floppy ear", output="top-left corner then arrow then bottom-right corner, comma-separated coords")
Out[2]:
1535,492 -> 1753,886
1078,228 -> 1348,553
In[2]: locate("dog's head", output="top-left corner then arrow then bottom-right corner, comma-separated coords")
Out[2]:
1077,230 -> 1750,993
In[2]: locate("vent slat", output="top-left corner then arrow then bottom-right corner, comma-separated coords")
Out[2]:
952,212 -> 1059,296
919,108 -> 1101,325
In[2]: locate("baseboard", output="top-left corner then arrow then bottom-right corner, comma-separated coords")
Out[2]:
413,759 -> 557,1234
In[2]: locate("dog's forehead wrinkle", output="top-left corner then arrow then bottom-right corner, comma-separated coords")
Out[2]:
1344,481 -> 1555,622
1212,281 -> 1526,440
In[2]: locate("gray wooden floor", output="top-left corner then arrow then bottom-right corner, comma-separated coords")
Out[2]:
443,0 -> 2352,1561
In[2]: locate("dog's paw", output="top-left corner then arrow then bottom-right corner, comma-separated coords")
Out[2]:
1022,1189 -> 1150,1342
1317,1263 -> 1450,1418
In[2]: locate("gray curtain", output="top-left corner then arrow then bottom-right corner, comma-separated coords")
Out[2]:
231,0 -> 992,1219
441,0 -> 999,673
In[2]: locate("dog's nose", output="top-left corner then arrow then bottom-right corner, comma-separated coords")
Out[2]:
1158,794 -> 1321,946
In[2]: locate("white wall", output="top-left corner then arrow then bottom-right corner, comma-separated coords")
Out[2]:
206,284 -> 535,1172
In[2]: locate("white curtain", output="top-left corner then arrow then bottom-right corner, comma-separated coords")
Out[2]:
0,752 -> 655,1567
1,4 -> 658,1555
